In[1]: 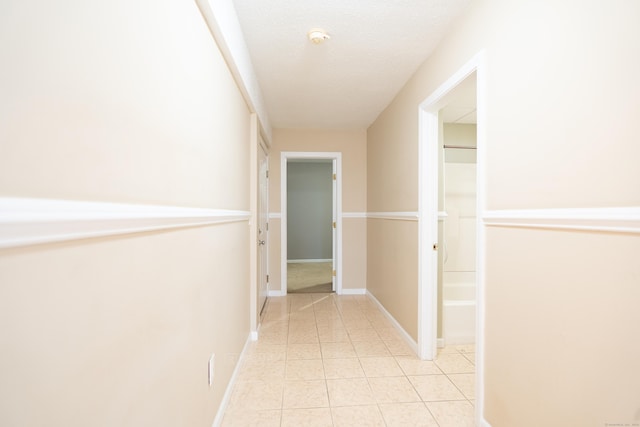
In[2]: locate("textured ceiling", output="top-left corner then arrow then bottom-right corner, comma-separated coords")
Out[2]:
232,0 -> 472,129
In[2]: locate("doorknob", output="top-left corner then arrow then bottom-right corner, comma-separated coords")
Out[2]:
259,240 -> 266,246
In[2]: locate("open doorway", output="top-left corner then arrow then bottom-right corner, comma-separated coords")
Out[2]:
281,152 -> 342,295
287,159 -> 333,293
418,52 -> 486,423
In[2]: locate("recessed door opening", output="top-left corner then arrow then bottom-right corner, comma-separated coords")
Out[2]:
418,52 -> 486,423
281,152 -> 342,296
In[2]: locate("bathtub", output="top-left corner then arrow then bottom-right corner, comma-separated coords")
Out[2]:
442,271 -> 476,345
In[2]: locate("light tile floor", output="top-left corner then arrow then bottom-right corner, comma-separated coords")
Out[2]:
221,294 -> 475,426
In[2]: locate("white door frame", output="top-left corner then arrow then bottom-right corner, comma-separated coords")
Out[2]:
417,52 -> 486,422
281,152 -> 342,295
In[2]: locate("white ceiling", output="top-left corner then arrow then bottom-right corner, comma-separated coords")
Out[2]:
232,0 -> 472,129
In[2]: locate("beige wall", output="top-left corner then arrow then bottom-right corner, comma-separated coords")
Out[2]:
269,129 -> 367,291
367,0 -> 640,425
0,0 -> 252,425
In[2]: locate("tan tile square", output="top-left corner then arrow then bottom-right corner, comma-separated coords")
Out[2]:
358,356 -> 403,377
352,340 -> 391,357
285,358 -> 325,380
221,409 -> 281,427
288,330 -> 319,344
326,378 -> 376,406
323,358 -> 365,379
368,376 -> 421,403
453,344 -> 475,354
287,343 -> 321,360
227,380 -> 284,411
283,379 -> 329,409
434,353 -> 475,374
378,402 -> 439,426
462,352 -> 475,365
448,373 -> 475,399
237,359 -> 286,382
331,405 -> 385,427
408,375 -> 465,402
317,326 -> 350,343
395,356 -> 442,375
321,342 -> 357,359
347,328 -> 381,342
376,328 -> 403,341
247,343 -> 287,361
281,408 -> 333,427
426,400 -> 475,427
383,338 -> 415,356
342,318 -> 373,330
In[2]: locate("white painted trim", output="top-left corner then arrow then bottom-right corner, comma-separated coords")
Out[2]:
367,212 -> 419,221
287,259 -> 332,263
340,288 -> 367,295
479,419 -> 493,427
483,207 -> 640,234
0,198 -> 250,249
212,334 -> 253,427
268,213 -> 282,219
418,51 -> 487,427
437,338 -> 445,348
342,212 -> 368,219
267,290 -> 285,297
280,152 -> 343,296
195,0 -> 272,143
438,211 -> 448,221
366,291 -> 418,355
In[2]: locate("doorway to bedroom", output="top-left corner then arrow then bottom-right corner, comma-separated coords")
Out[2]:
281,152 -> 342,295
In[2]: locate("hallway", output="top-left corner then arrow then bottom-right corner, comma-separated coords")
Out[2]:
221,294 -> 475,426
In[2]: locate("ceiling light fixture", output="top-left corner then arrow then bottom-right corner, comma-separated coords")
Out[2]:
307,28 -> 330,44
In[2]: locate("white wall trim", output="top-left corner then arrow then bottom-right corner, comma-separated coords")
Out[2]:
195,0 -> 272,143
366,291 -> 419,355
0,198 -> 250,249
212,334 -> 253,427
483,207 -> 640,234
341,288 -> 367,295
367,212 -> 419,221
342,212 -> 368,219
268,212 -> 282,219
287,259 -> 332,263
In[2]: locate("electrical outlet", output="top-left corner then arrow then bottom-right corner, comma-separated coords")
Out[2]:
208,353 -> 215,387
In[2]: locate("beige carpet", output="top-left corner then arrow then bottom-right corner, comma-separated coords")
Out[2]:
287,262 -> 333,293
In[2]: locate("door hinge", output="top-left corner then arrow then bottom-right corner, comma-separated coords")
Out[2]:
332,270 -> 336,277
332,221 -> 336,229
333,173 -> 336,180
266,274 -> 269,282
266,170 -> 269,179
266,222 -> 269,231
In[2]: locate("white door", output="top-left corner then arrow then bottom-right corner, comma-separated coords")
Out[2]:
258,142 -> 269,315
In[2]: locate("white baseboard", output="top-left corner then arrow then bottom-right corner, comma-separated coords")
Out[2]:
287,259 -> 332,263
437,338 -> 445,348
211,334 -> 252,427
267,290 -> 285,297
366,291 -> 418,355
340,288 -> 367,295
479,418 -> 492,427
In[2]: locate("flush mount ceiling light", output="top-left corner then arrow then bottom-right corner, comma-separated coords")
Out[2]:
307,28 -> 330,44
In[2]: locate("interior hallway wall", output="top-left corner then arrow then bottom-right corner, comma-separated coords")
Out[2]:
366,0 -> 640,425
269,129 -> 367,292
0,0 -> 253,425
